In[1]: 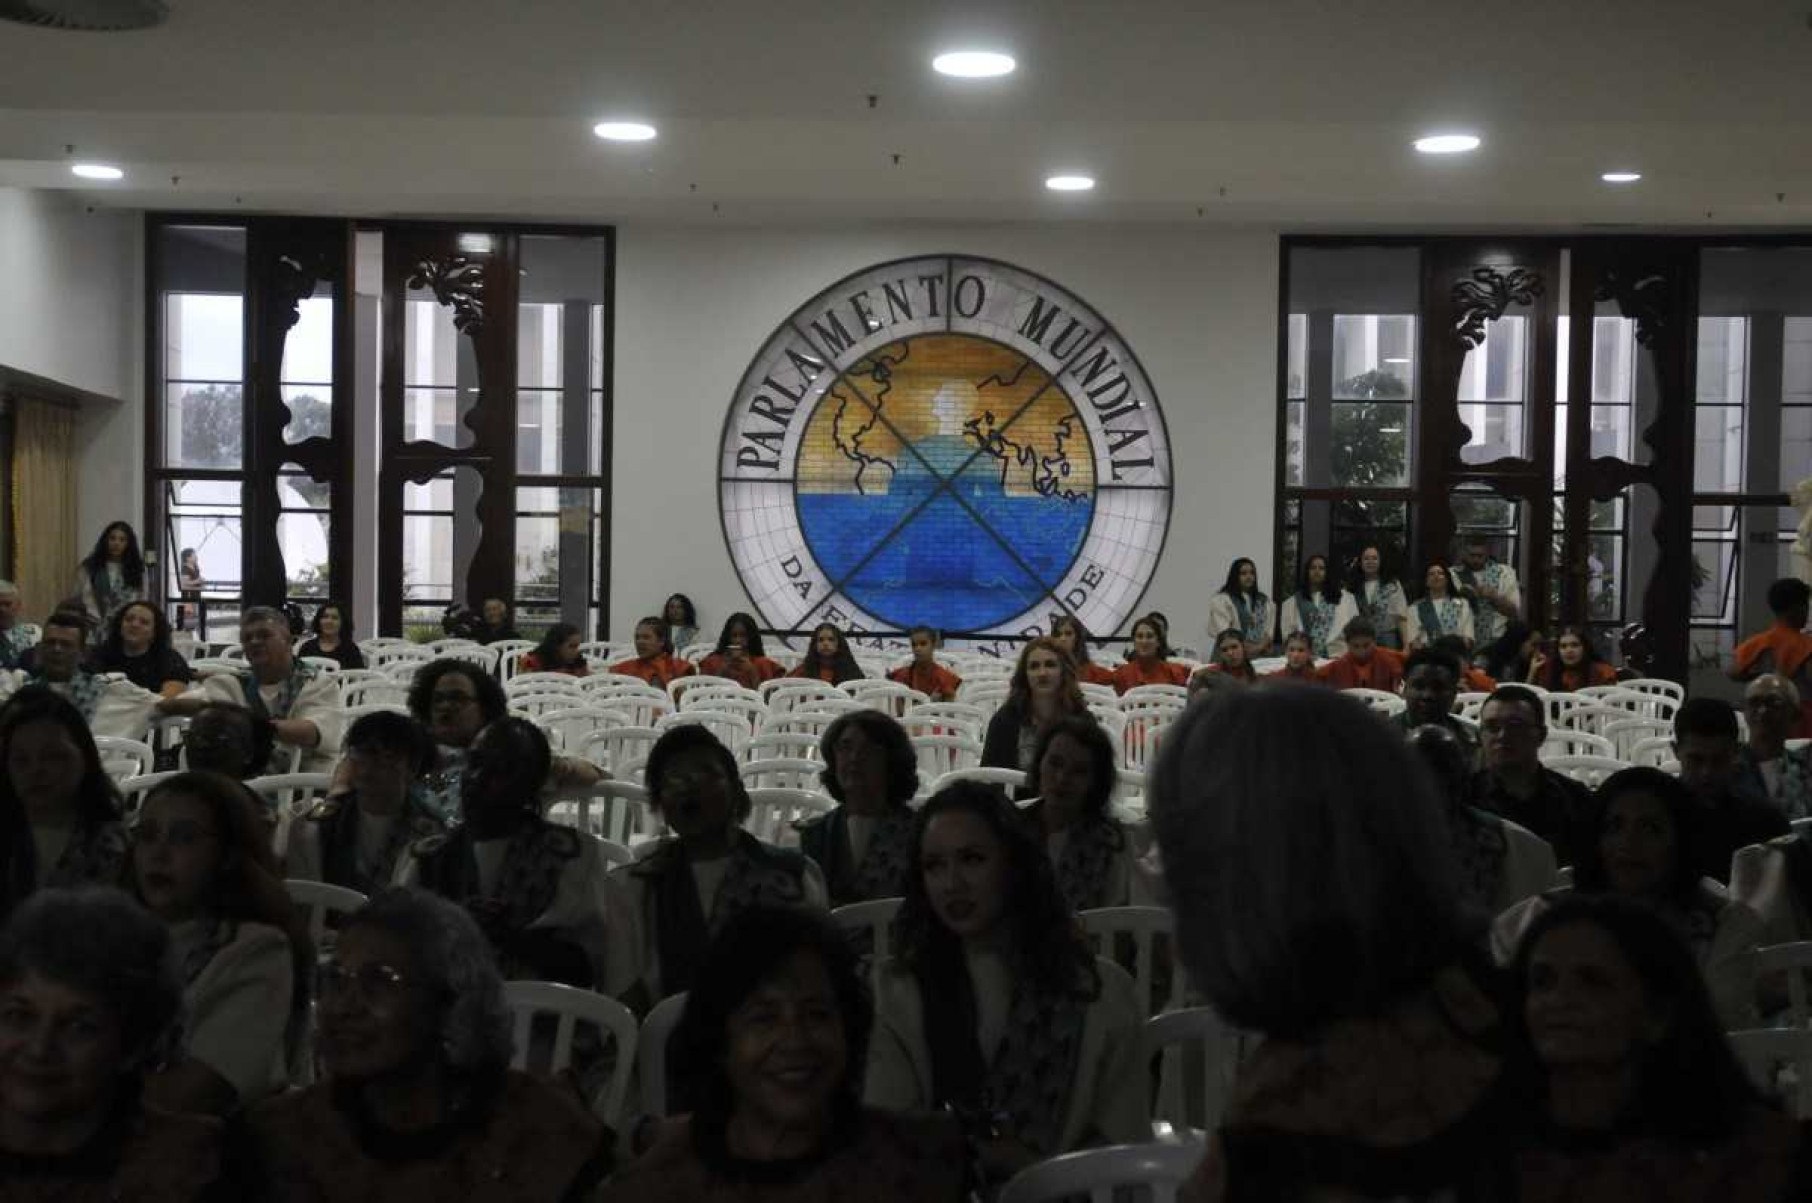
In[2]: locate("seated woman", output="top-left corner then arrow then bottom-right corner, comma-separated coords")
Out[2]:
474,596 -> 519,645
1278,553 -> 1355,659
610,616 -> 696,689
603,725 -> 827,1013
798,710 -> 919,906
399,718 -> 609,987
518,621 -> 589,678
184,701 -> 277,782
1187,629 -> 1258,698
696,612 -> 784,690
1492,766 -> 1764,1028
1206,557 -> 1274,660
788,622 -> 863,685
605,906 -> 967,1203
1502,894 -> 1802,1201
1530,626 -> 1619,692
248,888 -> 612,1200
981,637 -> 1088,772
0,688 -> 129,920
662,592 -> 699,655
1150,687 -> 1507,1203
1050,615 -> 1118,688
295,599 -> 366,671
1406,560 -> 1475,651
1482,620 -> 1540,686
1349,543 -> 1410,651
865,782 -> 1147,1191
888,625 -> 962,701
90,600 -> 193,698
287,711 -> 446,895
130,771 -> 310,1116
1261,631 -> 1321,683
0,887 -> 232,1198
1112,615 -> 1190,694
1023,715 -> 1138,911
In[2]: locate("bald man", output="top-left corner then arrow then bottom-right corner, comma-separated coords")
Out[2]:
1737,674 -> 1812,821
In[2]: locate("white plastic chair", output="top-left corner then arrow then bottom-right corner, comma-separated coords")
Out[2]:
492,640 -> 537,681
1080,682 -> 1120,707
1620,677 -> 1685,704
1728,1028 -> 1812,1118
1752,940 -> 1812,1028
1454,691 -> 1489,721
1116,768 -> 1147,812
535,706 -> 629,754
577,683 -> 672,728
507,672 -> 586,697
246,772 -> 336,813
1541,755 -> 1632,791
673,678 -> 755,710
760,679 -> 847,714
756,712 -> 842,745
1601,686 -> 1681,724
657,709 -> 754,756
581,725 -> 662,780
743,787 -> 836,845
1121,699 -> 1184,772
680,694 -> 766,733
1558,702 -> 1630,738
502,980 -> 639,1125
637,991 -> 689,1118
1122,684 -> 1189,707
94,735 -> 154,781
1141,1006 -> 1241,1142
830,897 -> 903,992
903,700 -> 989,729
958,680 -> 1012,709
118,771 -> 175,815
299,655 -> 341,675
744,731 -> 825,762
742,757 -> 826,792
436,644 -> 500,673
931,766 -> 1026,795
998,1142 -> 1202,1203
342,679 -> 412,709
284,879 -> 367,951
1540,730 -> 1617,760
1629,734 -> 1677,770
1601,717 -> 1672,761
367,644 -> 433,671
1341,687 -> 1406,717
840,679 -> 928,717
544,780 -> 656,846
509,692 -> 589,720
1080,906 -> 1184,1018
910,733 -> 985,783
578,640 -> 628,663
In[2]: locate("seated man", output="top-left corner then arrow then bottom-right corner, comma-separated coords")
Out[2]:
1737,674 -> 1812,821
0,609 -> 159,739
1675,696 -> 1791,885
1730,577 -> 1812,737
1315,617 -> 1405,693
0,580 -> 38,671
1470,684 -> 1592,866
162,605 -> 343,773
1393,646 -> 1480,762
1407,722 -> 1556,915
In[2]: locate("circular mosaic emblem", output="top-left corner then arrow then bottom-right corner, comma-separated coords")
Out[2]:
718,256 -> 1172,646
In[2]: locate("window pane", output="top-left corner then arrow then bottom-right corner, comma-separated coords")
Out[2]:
1458,315 -> 1527,403
1285,313 -> 1307,399
518,304 -> 563,390
403,515 -> 452,599
404,387 -> 462,444
281,386 -> 333,445
281,294 -> 335,385
1459,403 -> 1524,464
166,293 -> 244,384
165,383 -> 243,469
1693,405 -> 1745,494
403,476 -> 452,511
278,510 -> 332,601
1787,317 -> 1812,406
1332,315 -> 1416,399
162,477 -> 242,593
1285,401 -> 1304,486
1330,402 -> 1409,487
402,297 -> 475,448
1782,408 -> 1812,492
1695,317 -> 1749,405
1590,315 -> 1636,406
1691,535 -> 1738,623
1587,403 -> 1632,461
517,390 -> 564,473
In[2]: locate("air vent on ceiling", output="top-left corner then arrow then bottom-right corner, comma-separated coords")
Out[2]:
0,0 -> 167,30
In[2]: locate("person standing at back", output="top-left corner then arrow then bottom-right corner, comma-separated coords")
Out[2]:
1730,576 -> 1812,738
76,521 -> 145,628
1451,535 -> 1522,654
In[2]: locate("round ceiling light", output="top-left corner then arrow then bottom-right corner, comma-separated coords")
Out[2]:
70,163 -> 123,180
1045,174 -> 1096,192
1601,170 -> 1642,183
1413,133 -> 1482,155
933,50 -> 1016,78
593,121 -> 657,142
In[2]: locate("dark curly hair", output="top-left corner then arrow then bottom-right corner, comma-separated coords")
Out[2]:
891,781 -> 1098,1002
81,521 -> 145,592
309,599 -> 356,642
646,724 -> 752,824
97,600 -> 175,664
531,621 -> 584,671
1024,714 -> 1117,822
1050,615 -> 1099,667
0,688 -> 122,908
817,709 -> 919,808
797,623 -> 863,685
712,612 -> 767,660
407,659 -> 508,730
1573,766 -> 1704,907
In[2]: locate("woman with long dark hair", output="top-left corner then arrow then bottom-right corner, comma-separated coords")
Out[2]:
77,521 -> 145,627
0,688 -> 127,920
662,593 -> 700,654
1279,552 -> 1356,659
1406,559 -> 1475,651
1347,542 -> 1409,651
980,636 -> 1088,771
1206,556 -> 1274,659
1049,614 -> 1117,687
519,620 -> 589,677
91,600 -> 194,697
296,599 -> 365,670
1502,894 -> 1801,1200
1111,615 -> 1190,694
697,612 -> 784,689
789,622 -> 864,685
866,782 -> 1146,1190
1023,715 -> 1137,910
1529,625 -> 1619,692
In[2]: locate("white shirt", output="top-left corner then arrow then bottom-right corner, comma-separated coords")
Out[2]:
191,667 -> 345,773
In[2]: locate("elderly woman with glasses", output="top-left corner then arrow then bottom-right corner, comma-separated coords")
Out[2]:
247,888 -> 612,1200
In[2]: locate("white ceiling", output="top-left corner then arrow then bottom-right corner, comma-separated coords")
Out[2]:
2,0 -> 1810,227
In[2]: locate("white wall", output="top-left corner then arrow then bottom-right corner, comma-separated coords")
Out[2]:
611,225 -> 1280,646
0,188 -> 142,553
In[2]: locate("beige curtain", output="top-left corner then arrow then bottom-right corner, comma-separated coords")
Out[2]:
10,397 -> 79,620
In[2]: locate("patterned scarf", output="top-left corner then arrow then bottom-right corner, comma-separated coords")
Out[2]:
1296,593 -> 1338,657
1364,580 -> 1403,647
1454,562 -> 1509,644
33,670 -> 107,723
1231,593 -> 1270,645
1764,748 -> 1812,822
802,806 -> 916,904
1416,596 -> 1467,642
419,748 -> 467,822
238,660 -> 318,720
1044,812 -> 1126,912
1447,806 -> 1508,913
318,794 -> 447,895
0,627 -> 33,671
416,820 -> 580,960
637,831 -> 811,995
3,822 -> 128,915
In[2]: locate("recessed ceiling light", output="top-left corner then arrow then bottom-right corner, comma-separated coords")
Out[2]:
592,121 -> 657,142
933,50 -> 1016,78
1045,174 -> 1095,192
1413,133 -> 1481,155
70,163 -> 123,180
1601,171 -> 1642,184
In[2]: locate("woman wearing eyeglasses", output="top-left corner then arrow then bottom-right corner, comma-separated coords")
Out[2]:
247,888 -> 612,1201
129,771 -> 311,1118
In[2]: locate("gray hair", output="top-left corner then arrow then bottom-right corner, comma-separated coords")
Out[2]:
341,888 -> 513,1076
1746,673 -> 1801,708
1147,684 -> 1472,1038
239,606 -> 288,631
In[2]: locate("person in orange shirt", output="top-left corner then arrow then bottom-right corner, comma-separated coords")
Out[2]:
788,622 -> 864,685
1316,617 -> 1405,693
609,616 -> 696,690
888,625 -> 962,701
1263,632 -> 1322,684
1189,629 -> 1260,698
696,612 -> 785,689
1731,577 -> 1812,738
1529,626 -> 1619,693
1112,615 -> 1191,694
517,621 -> 589,677
1050,614 -> 1118,688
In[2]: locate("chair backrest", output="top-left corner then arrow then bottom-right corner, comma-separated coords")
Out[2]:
436,644 -> 500,672
342,679 -> 412,709
1120,700 -> 1184,772
957,680 -> 1012,708
637,991 -> 689,1118
1600,717 -> 1672,760
544,780 -> 656,846
1453,691 -> 1490,721
931,766 -> 1027,795
742,757 -> 827,792
760,679 -> 847,714
1340,687 -> 1405,716
1079,905 -> 1183,1017
579,725 -> 662,780
246,772 -> 336,813
299,655 -> 341,675
118,771 -> 176,815
830,897 -> 904,993
1079,682 -> 1120,707
909,732 -> 985,782
744,730 -> 825,762
1539,730 -> 1617,760
756,712 -> 841,744
1558,702 -> 1631,738
657,709 -> 754,755
1599,686 -> 1680,724
998,1142 -> 1202,1203
506,672 -> 586,697
577,682 -> 671,727
840,679 -> 928,717
1752,940 -> 1812,1028
502,980 -> 639,1125
1141,1006 -> 1241,1140
94,735 -> 155,781
743,787 -> 836,846
1619,677 -> 1686,703
534,706 -> 630,754
1122,684 -> 1189,706
1629,734 -> 1677,769
1539,754 -> 1632,791
284,878 -> 368,951
1728,1027 -> 1812,1118
673,677 -> 754,708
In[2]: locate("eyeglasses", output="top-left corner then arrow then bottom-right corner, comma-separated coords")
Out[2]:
316,961 -> 413,1002
133,819 -> 218,849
